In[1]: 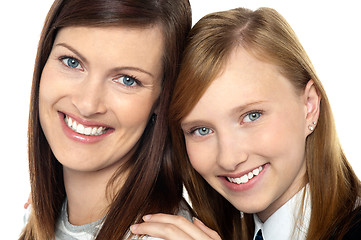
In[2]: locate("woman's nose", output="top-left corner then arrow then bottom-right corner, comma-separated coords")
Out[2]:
71,77 -> 107,117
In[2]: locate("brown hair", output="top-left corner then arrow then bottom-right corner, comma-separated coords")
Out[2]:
169,7 -> 361,240
21,0 -> 191,239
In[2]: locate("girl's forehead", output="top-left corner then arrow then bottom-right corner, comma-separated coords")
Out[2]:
182,48 -> 300,123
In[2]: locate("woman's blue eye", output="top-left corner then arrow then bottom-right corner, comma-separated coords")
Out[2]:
122,76 -> 136,86
62,57 -> 81,69
194,127 -> 211,136
243,112 -> 262,122
115,75 -> 138,87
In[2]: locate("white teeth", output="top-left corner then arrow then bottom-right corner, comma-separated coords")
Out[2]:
76,124 -> 85,134
227,165 -> 264,184
240,175 -> 249,183
64,115 -> 108,136
72,120 -> 77,130
84,127 -> 92,135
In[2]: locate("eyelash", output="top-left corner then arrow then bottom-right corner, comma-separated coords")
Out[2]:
241,110 -> 263,124
59,55 -> 83,70
112,74 -> 142,88
186,127 -> 214,137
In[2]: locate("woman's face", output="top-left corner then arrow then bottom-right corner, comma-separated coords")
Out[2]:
181,47 -> 317,221
39,26 -> 163,173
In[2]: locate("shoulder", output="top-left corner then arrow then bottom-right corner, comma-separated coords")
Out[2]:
176,199 -> 194,222
23,204 -> 32,225
342,207 -> 361,240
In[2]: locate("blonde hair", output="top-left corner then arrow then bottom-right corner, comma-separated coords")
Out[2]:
169,7 -> 361,240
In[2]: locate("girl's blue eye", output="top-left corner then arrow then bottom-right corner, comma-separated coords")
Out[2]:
194,127 -> 211,136
114,75 -> 138,87
243,112 -> 262,123
62,57 -> 81,69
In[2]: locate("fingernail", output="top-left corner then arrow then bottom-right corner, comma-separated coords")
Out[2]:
130,224 -> 138,232
193,217 -> 205,225
143,214 -> 152,221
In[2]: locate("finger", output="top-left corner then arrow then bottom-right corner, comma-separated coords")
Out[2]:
130,222 -> 194,240
193,218 -> 222,240
140,214 -> 219,240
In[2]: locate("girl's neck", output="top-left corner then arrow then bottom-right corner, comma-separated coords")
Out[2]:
257,170 -> 307,222
63,165 -> 126,226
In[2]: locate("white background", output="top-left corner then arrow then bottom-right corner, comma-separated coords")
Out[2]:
1,0 -> 360,238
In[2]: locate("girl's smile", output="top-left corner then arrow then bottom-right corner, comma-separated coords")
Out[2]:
220,163 -> 268,192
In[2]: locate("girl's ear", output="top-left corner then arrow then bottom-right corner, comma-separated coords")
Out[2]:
303,80 -> 321,135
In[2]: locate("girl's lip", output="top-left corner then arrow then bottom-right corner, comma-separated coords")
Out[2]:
223,164 -> 267,179
58,112 -> 114,144
220,163 -> 269,192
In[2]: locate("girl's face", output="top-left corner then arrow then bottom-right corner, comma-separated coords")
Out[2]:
181,47 -> 318,221
39,26 -> 163,173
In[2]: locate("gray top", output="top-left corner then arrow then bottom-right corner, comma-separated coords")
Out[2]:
53,200 -> 192,240
55,200 -> 104,240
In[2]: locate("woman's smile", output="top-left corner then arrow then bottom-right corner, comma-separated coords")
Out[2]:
59,112 -> 114,144
64,114 -> 109,136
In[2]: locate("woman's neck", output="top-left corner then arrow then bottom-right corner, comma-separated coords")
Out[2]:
63,165 -> 126,226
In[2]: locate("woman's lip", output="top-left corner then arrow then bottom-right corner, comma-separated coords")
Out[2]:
58,112 -> 114,144
220,163 -> 269,192
60,111 -> 112,129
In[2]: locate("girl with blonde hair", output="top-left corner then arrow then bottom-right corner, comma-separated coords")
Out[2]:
130,7 -> 361,240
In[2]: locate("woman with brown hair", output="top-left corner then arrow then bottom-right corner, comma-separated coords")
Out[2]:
20,0 -> 191,239
130,7 -> 361,240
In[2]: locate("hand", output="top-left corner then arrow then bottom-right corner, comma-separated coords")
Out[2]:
130,213 -> 222,240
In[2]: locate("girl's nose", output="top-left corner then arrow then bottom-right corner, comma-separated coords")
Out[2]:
216,135 -> 248,171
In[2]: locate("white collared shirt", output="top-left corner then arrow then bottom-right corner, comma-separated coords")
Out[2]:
253,186 -> 311,240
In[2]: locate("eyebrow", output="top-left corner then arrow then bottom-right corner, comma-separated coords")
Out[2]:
181,120 -> 208,131
55,42 -> 155,78
181,101 -> 267,129
55,43 -> 89,65
230,101 -> 267,116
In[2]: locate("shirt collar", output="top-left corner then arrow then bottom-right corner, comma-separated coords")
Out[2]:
252,185 -> 311,240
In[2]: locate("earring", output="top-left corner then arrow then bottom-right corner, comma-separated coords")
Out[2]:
308,120 -> 316,131
151,113 -> 157,124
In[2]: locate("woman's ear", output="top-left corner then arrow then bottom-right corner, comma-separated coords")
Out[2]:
303,80 -> 321,134
150,97 -> 161,124
152,97 -> 161,115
